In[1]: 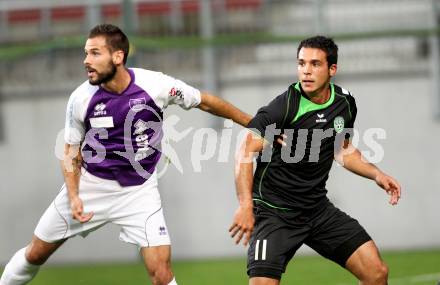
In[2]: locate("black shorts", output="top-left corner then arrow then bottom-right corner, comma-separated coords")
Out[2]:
247,200 -> 371,280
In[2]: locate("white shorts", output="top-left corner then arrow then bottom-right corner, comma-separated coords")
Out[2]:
34,169 -> 170,248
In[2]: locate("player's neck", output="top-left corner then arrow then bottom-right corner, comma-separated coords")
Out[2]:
303,83 -> 331,105
101,67 -> 131,94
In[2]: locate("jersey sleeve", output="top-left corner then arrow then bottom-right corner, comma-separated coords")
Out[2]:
64,92 -> 86,145
247,92 -> 289,140
159,72 -> 201,110
345,95 -> 357,140
345,95 -> 357,128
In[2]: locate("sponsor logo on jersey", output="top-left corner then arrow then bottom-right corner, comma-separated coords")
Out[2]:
159,226 -> 167,236
133,119 -> 150,161
169,87 -> 184,100
316,113 -> 327,123
334,116 -> 345,133
129,98 -> 147,112
94,102 -> 107,116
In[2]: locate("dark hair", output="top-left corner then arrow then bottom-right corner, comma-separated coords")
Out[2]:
297,36 -> 338,66
88,24 -> 129,65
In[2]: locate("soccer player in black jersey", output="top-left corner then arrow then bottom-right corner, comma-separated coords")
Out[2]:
229,36 -> 401,285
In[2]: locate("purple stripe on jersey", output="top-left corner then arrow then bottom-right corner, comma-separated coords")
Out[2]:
82,69 -> 163,186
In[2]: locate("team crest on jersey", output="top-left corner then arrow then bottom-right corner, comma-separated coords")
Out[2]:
334,116 -> 345,133
129,98 -> 147,112
94,102 -> 107,116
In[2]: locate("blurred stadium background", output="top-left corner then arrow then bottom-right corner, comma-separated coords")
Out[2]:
1,0 -> 440,284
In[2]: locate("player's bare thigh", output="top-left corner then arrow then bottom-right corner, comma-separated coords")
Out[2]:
25,235 -> 66,265
345,240 -> 388,284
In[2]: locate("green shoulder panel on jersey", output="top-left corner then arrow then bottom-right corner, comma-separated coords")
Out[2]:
291,82 -> 336,124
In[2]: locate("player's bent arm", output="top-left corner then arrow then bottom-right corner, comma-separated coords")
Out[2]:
229,131 -> 267,245
61,144 -> 82,199
235,132 -> 265,208
335,140 -> 380,180
61,143 -> 94,222
197,92 -> 252,127
335,140 -> 401,205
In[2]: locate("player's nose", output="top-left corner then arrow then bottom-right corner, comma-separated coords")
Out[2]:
303,63 -> 312,74
83,55 -> 91,66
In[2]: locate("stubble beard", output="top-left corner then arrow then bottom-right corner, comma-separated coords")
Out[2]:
89,63 -> 117,86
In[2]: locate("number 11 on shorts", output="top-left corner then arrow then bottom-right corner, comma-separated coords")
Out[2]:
255,239 -> 267,260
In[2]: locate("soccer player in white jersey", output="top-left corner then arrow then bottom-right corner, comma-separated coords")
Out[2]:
0,24 -> 252,285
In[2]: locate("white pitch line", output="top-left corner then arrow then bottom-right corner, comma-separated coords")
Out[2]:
402,272 -> 440,283
337,272 -> 440,285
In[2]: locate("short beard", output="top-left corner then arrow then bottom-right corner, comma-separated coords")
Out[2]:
89,64 -> 117,86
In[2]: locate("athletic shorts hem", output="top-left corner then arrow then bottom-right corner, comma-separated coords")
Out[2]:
334,230 -> 372,267
118,236 -> 171,249
33,231 -> 66,244
247,266 -> 283,280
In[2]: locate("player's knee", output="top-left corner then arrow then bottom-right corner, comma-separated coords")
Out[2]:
25,246 -> 49,265
366,261 -> 388,284
148,263 -> 173,285
376,262 -> 389,282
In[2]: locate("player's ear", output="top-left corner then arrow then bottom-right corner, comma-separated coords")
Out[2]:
329,63 -> 337,77
113,50 -> 124,65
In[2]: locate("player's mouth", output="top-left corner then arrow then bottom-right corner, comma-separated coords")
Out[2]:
302,80 -> 314,86
86,67 -> 97,77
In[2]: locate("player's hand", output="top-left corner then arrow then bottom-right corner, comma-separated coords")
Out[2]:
276,134 -> 287,147
70,196 -> 94,223
375,172 -> 401,205
229,205 -> 255,246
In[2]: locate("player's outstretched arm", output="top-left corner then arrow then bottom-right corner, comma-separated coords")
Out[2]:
229,131 -> 266,246
61,144 -> 94,223
197,92 -> 252,127
335,140 -> 401,205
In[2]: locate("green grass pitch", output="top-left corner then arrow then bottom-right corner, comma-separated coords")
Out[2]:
1,249 -> 439,284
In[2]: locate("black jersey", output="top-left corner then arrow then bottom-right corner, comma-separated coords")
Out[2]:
248,82 -> 357,212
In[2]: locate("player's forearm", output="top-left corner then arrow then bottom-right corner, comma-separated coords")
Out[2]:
61,144 -> 82,201
234,135 -> 258,209
63,167 -> 81,201
198,92 -> 252,127
235,162 -> 254,208
342,148 -> 382,180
